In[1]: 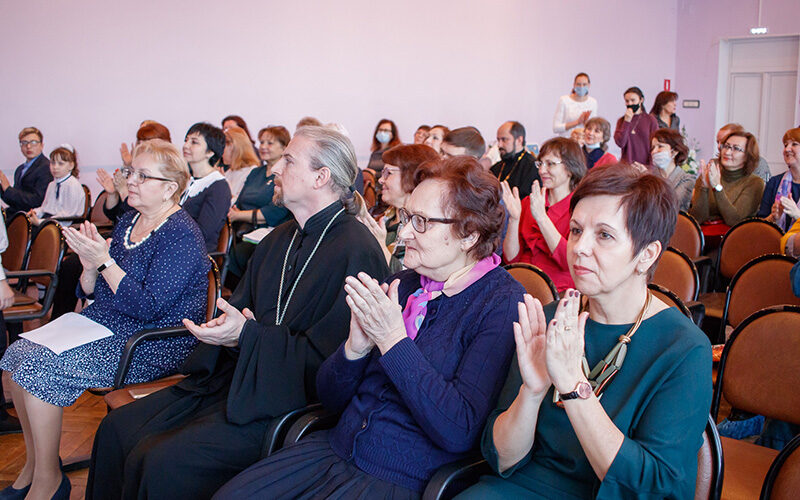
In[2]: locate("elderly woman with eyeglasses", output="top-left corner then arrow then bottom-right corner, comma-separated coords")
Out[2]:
0,140 -> 209,500
458,164 -> 712,500
214,157 -> 525,499
357,144 -> 441,273
689,130 -> 765,238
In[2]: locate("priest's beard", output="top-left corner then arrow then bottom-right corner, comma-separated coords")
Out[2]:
273,190 -> 285,207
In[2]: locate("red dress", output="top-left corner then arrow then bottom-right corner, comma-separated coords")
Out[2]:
505,193 -> 574,292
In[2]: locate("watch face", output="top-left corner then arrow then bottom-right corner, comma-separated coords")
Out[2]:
577,382 -> 593,399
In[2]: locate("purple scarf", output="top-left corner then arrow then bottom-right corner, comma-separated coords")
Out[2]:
776,170 -> 795,230
401,254 -> 500,340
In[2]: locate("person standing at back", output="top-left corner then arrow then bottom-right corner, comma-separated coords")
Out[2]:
614,87 -> 658,165
553,72 -> 598,138
0,127 -> 53,216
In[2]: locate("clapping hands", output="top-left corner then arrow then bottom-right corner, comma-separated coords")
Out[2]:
344,273 -> 406,356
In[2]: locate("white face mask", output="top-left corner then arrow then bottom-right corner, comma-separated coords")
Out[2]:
652,150 -> 673,169
584,143 -> 601,150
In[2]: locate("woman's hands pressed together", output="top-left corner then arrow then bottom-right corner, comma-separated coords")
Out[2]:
344,273 -> 406,356
545,290 -> 590,395
513,295 -> 551,397
63,221 -> 112,269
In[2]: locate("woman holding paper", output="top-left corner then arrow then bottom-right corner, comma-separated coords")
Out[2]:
0,140 -> 209,500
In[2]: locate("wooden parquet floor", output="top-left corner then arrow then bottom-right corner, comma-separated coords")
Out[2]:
1,377 -> 106,500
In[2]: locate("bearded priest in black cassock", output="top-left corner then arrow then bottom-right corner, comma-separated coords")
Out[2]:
87,127 -> 389,500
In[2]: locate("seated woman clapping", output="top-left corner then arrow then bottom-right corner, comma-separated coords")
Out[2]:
459,164 -> 712,499
0,139 -> 210,500
503,137 -> 587,292
214,156 -> 525,499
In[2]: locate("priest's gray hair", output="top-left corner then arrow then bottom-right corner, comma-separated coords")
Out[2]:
295,125 -> 362,214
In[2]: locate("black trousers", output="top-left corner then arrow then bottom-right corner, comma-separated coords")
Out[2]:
87,385 -> 269,500
0,311 -> 7,409
51,252 -> 83,320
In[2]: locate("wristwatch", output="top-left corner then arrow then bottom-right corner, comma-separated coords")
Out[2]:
97,258 -> 116,273
560,381 -> 593,401
714,184 -> 723,192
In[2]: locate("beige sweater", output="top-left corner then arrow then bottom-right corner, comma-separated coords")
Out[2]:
689,169 -> 765,225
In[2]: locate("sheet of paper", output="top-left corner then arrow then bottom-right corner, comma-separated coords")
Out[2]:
20,312 -> 114,355
242,227 -> 274,244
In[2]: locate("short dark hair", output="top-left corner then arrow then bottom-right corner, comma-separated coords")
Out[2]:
623,86 -> 645,100
721,130 -> 760,176
570,163 -> 677,279
416,125 -> 431,132
650,91 -> 679,116
414,156 -> 505,259
382,144 -> 441,194
371,119 -> 402,152
651,128 -> 689,165
539,137 -> 587,190
136,122 -> 171,143
186,122 -> 225,165
508,121 -> 526,145
443,127 -> 486,159
258,126 -> 291,148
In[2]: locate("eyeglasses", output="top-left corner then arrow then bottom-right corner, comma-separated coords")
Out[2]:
19,140 -> 41,147
120,167 -> 173,184
535,159 -> 564,168
721,143 -> 745,153
380,168 -> 400,179
398,207 -> 456,233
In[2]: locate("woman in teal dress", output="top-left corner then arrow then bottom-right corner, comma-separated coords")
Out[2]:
458,163 -> 712,499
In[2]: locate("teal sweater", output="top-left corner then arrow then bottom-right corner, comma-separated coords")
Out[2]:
464,302 -> 712,499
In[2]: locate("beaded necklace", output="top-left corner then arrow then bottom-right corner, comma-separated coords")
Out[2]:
555,291 -> 652,407
123,212 -> 172,250
275,207 -> 344,325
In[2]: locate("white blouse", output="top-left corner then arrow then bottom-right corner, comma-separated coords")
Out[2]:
34,175 -> 85,225
553,95 -> 598,137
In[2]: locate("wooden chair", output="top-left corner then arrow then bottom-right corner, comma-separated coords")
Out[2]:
503,263 -> 559,305
3,220 -> 66,323
671,211 -> 705,259
699,218 -> 783,321
362,168 -> 378,212
648,283 -> 692,320
715,254 -> 800,344
711,305 -> 800,500
102,257 -> 220,409
652,247 -> 700,302
89,191 -> 114,232
761,434 -> 800,499
211,219 -> 234,300
3,212 -> 32,275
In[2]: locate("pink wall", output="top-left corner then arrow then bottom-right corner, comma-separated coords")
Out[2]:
675,0 -> 800,161
0,0 -> 678,197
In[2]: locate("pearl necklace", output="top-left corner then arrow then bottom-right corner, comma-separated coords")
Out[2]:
124,212 -> 172,250
275,207 -> 344,325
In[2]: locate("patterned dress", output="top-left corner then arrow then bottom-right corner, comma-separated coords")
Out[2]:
0,209 -> 209,407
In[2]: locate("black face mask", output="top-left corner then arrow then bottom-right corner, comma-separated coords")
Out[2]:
627,103 -> 640,113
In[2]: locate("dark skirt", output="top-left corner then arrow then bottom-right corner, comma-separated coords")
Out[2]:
214,431 -> 420,500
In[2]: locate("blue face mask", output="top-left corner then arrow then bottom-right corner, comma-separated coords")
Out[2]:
574,86 -> 589,97
376,131 -> 392,144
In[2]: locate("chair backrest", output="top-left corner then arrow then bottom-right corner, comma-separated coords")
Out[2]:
712,306 -> 800,426
761,434 -> 800,500
504,263 -> 559,305
25,220 -> 66,288
652,247 -> 700,302
79,184 -> 92,219
207,256 -> 221,321
648,283 -> 692,319
3,212 -> 31,273
90,191 -> 113,226
672,211 -> 705,259
722,254 -> 800,330
362,169 -> 377,211
718,218 -> 783,280
695,414 -> 724,500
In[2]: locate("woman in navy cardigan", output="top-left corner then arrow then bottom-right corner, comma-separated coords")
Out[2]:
215,157 -> 525,498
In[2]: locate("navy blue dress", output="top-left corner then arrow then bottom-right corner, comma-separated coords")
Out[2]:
0,209 -> 209,407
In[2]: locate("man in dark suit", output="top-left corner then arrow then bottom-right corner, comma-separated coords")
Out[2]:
0,127 -> 53,215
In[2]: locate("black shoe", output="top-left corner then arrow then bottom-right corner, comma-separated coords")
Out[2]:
50,474 -> 71,500
0,414 -> 22,435
0,482 -> 30,500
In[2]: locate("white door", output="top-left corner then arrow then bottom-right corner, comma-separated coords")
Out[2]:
723,36 -> 799,174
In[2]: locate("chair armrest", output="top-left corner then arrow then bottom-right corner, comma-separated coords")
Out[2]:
113,326 -> 194,389
283,408 -> 340,447
5,269 -> 56,280
693,256 -> 714,294
261,403 -> 323,458
50,216 -> 86,224
422,454 -> 491,500
208,251 -> 226,259
685,300 -> 706,329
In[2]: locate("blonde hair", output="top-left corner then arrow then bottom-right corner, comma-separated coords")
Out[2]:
132,139 -> 190,203
225,127 -> 259,171
19,127 -> 42,141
